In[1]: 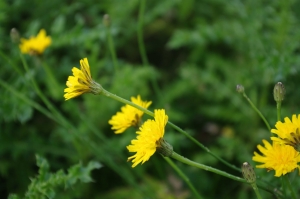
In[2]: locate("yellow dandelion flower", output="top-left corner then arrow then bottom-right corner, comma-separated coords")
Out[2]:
127,109 -> 168,167
64,58 -> 102,100
108,95 -> 152,134
252,139 -> 300,177
271,114 -> 300,151
19,29 -> 51,55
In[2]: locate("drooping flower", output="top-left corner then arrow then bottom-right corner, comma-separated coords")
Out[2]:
64,58 -> 102,100
271,114 -> 300,151
252,139 -> 300,177
108,95 -> 152,134
127,109 -> 168,167
19,29 -> 51,55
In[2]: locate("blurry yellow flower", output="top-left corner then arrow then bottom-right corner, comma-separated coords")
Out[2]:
252,139 -> 300,177
271,114 -> 300,151
108,95 -> 152,134
127,109 -> 168,167
64,58 -> 102,100
19,29 -> 51,55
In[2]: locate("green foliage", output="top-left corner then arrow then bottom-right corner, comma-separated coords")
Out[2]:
1,0 -> 300,198
8,155 -> 101,199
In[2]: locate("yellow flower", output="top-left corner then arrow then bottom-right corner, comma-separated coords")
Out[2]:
127,109 -> 168,167
64,58 -> 102,100
19,29 -> 51,55
108,95 -> 152,134
252,139 -> 300,177
271,114 -> 300,151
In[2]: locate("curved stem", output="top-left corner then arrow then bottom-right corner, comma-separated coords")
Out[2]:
283,175 -> 297,199
171,152 -> 246,183
242,92 -> 271,131
101,88 -> 241,172
164,157 -> 203,199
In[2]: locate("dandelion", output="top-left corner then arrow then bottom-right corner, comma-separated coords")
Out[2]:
127,109 -> 168,167
271,114 -> 300,151
19,29 -> 51,55
252,139 -> 300,177
64,58 -> 102,100
108,95 -> 152,134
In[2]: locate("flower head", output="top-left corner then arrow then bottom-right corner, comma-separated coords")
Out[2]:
127,109 -> 168,167
64,58 -> 102,100
271,114 -> 300,151
19,29 -> 51,55
108,95 -> 152,134
252,139 -> 300,177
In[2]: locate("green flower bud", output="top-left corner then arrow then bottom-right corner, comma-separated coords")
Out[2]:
10,28 -> 20,43
273,82 -> 285,103
103,14 -> 110,27
242,162 -> 256,183
236,84 -> 245,94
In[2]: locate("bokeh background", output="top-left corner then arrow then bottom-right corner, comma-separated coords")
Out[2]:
1,0 -> 300,198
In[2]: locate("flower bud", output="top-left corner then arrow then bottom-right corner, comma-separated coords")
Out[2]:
273,82 -> 285,103
103,14 -> 110,27
10,28 -> 20,43
241,162 -> 256,183
236,84 -> 244,94
156,138 -> 173,157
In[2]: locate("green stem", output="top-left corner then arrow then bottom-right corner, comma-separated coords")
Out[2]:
171,152 -> 246,183
242,92 -> 271,131
101,88 -> 241,172
164,157 -> 203,199
41,60 -> 62,99
137,0 -> 161,98
276,102 -> 281,122
283,175 -> 297,199
106,24 -> 119,71
250,183 -> 262,199
137,0 -> 149,66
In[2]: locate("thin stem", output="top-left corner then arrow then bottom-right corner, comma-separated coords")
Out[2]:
283,175 -> 297,199
164,157 -> 203,199
106,24 -> 119,71
137,0 -> 161,98
171,152 -> 246,183
242,92 -> 271,131
137,0 -> 149,66
250,183 -> 262,199
101,88 -> 241,172
276,102 -> 281,122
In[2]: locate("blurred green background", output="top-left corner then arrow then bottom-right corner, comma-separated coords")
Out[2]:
1,0 -> 300,198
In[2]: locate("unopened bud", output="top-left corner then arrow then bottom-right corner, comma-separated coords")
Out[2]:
273,82 -> 285,103
242,162 -> 256,183
103,14 -> 110,27
10,28 -> 20,43
156,138 -> 173,157
236,85 -> 244,94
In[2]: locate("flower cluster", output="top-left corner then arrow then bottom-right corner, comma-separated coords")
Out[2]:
19,29 -> 51,55
253,114 -> 300,177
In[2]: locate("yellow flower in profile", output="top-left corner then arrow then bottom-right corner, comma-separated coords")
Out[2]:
252,139 -> 300,177
271,114 -> 300,151
64,58 -> 102,100
108,95 -> 152,134
127,109 -> 168,167
19,29 -> 51,55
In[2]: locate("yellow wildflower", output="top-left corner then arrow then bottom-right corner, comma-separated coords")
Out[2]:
108,95 -> 152,134
19,29 -> 51,55
64,58 -> 102,100
271,114 -> 300,151
252,139 -> 300,177
127,109 -> 168,167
